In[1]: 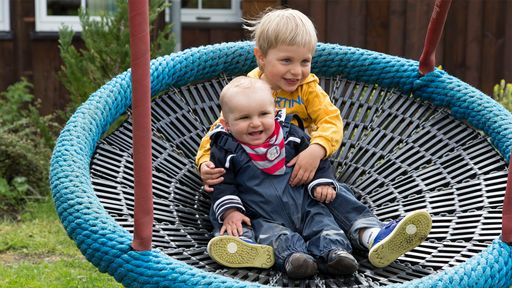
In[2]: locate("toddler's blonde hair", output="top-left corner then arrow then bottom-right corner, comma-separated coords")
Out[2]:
245,8 -> 317,55
220,76 -> 273,115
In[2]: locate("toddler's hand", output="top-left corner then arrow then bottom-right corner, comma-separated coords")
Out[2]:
313,185 -> 336,203
200,161 -> 225,192
288,144 -> 325,186
220,209 -> 251,237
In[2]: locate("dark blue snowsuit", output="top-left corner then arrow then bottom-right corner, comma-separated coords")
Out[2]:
209,114 -> 358,270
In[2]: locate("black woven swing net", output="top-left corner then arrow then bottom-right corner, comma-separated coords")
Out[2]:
90,75 -> 507,287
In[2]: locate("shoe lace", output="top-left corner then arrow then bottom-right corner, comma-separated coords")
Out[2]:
382,217 -> 403,230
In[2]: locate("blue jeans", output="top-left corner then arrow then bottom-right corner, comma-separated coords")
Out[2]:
251,203 -> 352,271
209,201 -> 353,271
326,183 -> 383,250
209,183 -> 382,267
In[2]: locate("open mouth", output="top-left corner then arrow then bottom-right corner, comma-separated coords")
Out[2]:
283,78 -> 299,86
248,131 -> 263,137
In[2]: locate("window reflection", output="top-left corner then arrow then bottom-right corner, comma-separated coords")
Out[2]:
47,0 -> 80,16
182,0 -> 230,9
86,0 -> 117,16
203,0 -> 230,9
182,0 -> 198,9
46,0 -> 116,16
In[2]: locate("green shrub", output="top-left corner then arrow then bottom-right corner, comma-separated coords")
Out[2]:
492,80 -> 512,111
58,0 -> 175,117
493,80 -> 512,112
0,79 -> 59,216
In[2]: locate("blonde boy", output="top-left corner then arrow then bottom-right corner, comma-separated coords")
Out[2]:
197,8 -> 342,190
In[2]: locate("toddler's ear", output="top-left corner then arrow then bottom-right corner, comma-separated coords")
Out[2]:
219,118 -> 229,131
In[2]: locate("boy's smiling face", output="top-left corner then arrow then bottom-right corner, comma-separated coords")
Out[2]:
255,45 -> 313,93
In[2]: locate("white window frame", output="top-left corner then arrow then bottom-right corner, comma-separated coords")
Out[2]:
35,0 -> 82,32
35,0 -> 243,32
35,0 -> 115,32
181,0 -> 241,23
0,0 -> 10,32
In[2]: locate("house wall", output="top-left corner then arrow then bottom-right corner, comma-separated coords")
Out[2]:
1,0 -> 511,114
0,0 -> 68,115
288,0 -> 512,97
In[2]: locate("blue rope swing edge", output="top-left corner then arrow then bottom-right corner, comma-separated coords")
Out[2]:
49,41 -> 512,288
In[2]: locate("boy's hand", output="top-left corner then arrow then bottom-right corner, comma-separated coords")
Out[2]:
313,185 -> 336,203
200,161 -> 225,192
287,144 -> 326,187
220,209 -> 251,237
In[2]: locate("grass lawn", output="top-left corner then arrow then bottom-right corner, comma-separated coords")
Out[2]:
0,198 -> 122,288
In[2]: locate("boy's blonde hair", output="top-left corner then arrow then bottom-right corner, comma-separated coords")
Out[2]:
245,8 -> 317,55
220,76 -> 273,115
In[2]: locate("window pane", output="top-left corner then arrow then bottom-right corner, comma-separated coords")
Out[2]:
203,0 -> 231,9
182,0 -> 199,9
47,0 -> 81,16
86,0 -> 117,16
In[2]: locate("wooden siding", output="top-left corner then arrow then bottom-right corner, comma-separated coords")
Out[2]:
288,0 -> 512,96
0,0 -> 511,114
0,0 -> 68,114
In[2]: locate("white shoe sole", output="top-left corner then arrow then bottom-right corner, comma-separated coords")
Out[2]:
368,210 -> 432,268
207,235 -> 275,268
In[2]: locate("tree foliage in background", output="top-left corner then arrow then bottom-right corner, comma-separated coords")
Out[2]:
58,0 -> 175,116
0,78 -> 59,216
493,80 -> 512,112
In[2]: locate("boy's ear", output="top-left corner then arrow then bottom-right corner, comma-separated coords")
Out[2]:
254,47 -> 264,67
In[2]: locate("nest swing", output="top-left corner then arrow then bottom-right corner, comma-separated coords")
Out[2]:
49,1 -> 512,287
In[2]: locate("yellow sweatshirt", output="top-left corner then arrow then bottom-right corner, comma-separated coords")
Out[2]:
195,68 -> 343,168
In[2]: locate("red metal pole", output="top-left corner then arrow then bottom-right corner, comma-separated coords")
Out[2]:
418,0 -> 452,75
129,0 -> 153,251
502,153 -> 512,244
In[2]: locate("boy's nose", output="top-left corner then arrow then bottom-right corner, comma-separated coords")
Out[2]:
289,64 -> 301,76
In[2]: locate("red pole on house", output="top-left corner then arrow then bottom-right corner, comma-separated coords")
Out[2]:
418,0 -> 452,75
128,0 -> 153,251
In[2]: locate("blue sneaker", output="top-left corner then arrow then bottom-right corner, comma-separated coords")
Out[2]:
368,209 -> 432,268
207,235 -> 275,268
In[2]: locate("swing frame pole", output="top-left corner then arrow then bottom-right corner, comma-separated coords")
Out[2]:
418,0 -> 452,75
503,154 -> 512,244
128,0 -> 154,251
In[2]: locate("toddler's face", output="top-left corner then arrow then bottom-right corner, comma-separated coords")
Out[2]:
257,45 -> 313,93
222,89 -> 276,145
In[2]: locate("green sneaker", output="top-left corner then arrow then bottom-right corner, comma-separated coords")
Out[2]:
368,209 -> 432,268
207,235 -> 275,268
